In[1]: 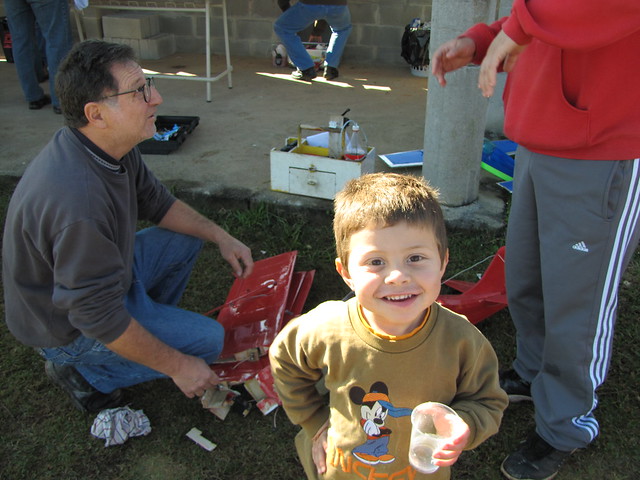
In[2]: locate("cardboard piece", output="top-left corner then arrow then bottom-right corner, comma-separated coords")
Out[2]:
205,252 -> 315,417
186,427 -> 217,451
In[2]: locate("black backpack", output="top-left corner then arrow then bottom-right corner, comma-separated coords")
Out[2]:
401,22 -> 431,67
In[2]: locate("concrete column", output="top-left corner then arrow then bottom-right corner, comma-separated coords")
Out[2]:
423,0 -> 495,207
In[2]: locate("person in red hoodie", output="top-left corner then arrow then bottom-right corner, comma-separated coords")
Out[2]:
431,2 -> 640,479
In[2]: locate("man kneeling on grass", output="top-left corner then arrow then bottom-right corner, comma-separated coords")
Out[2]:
2,40 -> 254,414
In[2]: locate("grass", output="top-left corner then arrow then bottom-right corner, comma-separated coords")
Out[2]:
1,175 -> 638,479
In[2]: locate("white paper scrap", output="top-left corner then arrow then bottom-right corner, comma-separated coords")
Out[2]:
186,427 -> 217,451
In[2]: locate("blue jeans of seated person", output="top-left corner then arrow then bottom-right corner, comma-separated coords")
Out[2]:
274,3 -> 352,71
39,227 -> 224,394
4,0 -> 73,107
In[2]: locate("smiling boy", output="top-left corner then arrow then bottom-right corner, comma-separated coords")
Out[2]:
269,173 -> 508,479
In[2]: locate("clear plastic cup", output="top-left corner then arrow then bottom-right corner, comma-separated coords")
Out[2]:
408,402 -> 461,474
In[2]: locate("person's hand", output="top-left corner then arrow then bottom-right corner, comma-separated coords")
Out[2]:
431,415 -> 470,468
478,30 -> 526,97
431,37 -> 476,87
217,233 -> 254,279
312,424 -> 329,475
171,355 -> 221,398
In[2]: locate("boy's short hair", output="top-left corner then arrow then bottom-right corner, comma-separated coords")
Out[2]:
55,40 -> 138,129
333,173 -> 447,265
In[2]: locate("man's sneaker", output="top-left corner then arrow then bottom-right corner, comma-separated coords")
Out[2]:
323,66 -> 339,80
500,369 -> 532,402
45,361 -> 124,413
291,66 -> 317,81
29,94 -> 51,110
501,431 -> 574,480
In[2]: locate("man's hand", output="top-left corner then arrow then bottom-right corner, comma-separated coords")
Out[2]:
107,318 -> 222,399
431,37 -> 476,87
216,231 -> 254,279
171,355 -> 222,398
157,200 -> 254,278
478,30 -> 526,97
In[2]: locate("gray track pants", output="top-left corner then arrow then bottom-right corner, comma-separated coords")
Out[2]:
505,146 -> 640,451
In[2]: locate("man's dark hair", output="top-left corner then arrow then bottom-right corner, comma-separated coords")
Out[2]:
55,40 -> 137,128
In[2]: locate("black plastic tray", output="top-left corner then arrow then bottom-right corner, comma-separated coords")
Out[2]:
138,115 -> 200,154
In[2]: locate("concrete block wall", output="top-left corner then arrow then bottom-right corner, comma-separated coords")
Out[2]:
101,11 -> 176,60
83,0 -> 432,65
103,12 -> 160,39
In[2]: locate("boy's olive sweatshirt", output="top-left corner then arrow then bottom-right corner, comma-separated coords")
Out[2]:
269,298 -> 508,479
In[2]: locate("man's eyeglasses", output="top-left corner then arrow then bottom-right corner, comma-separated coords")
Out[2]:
102,77 -> 155,103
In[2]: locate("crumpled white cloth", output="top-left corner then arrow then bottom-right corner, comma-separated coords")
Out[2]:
91,406 -> 151,447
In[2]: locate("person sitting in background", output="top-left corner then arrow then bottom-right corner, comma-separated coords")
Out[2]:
2,40 -> 254,414
274,0 -> 352,81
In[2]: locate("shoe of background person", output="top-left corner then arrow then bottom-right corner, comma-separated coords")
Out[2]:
53,106 -> 62,115
29,94 -> 51,110
501,431 -> 574,480
500,369 -> 532,402
291,66 -> 317,81
323,66 -> 339,80
45,360 -> 124,413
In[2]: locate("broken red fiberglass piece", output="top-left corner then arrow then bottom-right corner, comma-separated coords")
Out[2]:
208,250 -> 315,384
437,246 -> 507,325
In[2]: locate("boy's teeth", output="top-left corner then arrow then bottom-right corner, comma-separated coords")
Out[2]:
386,294 -> 412,301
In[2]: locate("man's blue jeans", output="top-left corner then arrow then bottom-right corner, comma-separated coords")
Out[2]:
4,0 -> 73,106
39,227 -> 224,393
274,3 -> 352,70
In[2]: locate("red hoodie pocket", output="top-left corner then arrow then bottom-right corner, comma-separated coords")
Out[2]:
503,45 -> 590,151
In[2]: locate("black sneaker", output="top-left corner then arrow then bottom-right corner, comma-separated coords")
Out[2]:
500,369 -> 532,402
291,66 -> 317,81
45,361 -> 124,413
323,66 -> 339,80
29,94 -> 51,110
53,105 -> 62,115
501,431 -> 574,480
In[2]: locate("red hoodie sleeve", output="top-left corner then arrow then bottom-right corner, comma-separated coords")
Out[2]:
462,18 -> 507,65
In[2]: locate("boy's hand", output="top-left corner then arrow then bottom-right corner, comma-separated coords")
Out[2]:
431,417 -> 470,467
312,421 -> 330,475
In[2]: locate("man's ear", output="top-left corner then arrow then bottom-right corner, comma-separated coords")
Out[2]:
335,257 -> 355,291
84,102 -> 107,128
